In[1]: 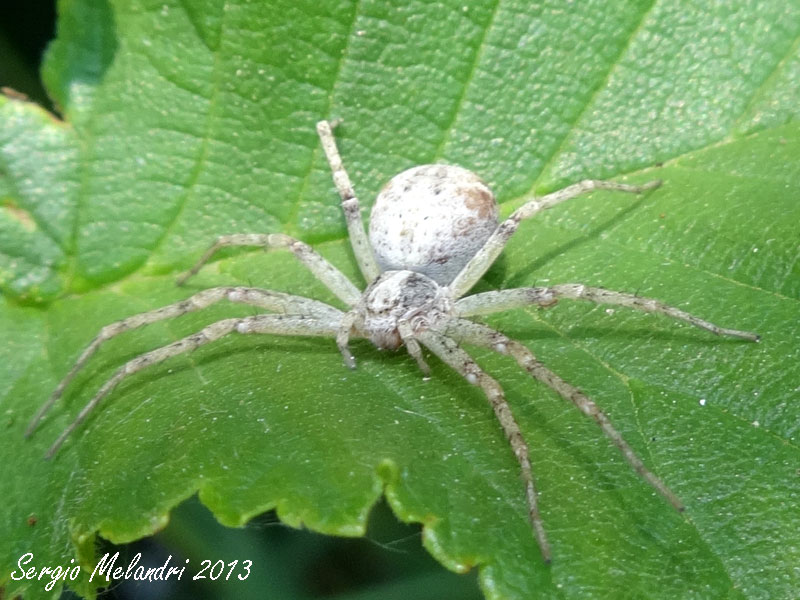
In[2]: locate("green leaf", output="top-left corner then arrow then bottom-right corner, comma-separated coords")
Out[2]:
2,1 -> 799,598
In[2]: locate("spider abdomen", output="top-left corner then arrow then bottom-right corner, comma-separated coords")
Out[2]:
368,165 -> 498,285
359,270 -> 450,350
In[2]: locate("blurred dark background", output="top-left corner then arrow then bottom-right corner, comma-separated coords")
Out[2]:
0,0 -> 55,109
1,1 -> 482,598
64,497 -> 483,600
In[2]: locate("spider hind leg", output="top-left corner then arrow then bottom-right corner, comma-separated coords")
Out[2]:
446,318 -> 685,513
416,328 -> 551,563
41,313 -> 342,458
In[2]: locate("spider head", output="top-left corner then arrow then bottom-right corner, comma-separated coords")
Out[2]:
359,270 -> 450,350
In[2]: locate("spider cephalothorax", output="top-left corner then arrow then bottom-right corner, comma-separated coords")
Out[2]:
27,120 -> 759,563
359,270 -> 451,351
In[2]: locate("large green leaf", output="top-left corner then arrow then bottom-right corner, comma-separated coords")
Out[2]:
2,0 -> 799,598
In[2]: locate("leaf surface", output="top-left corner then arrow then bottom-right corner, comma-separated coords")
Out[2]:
2,1 -> 798,598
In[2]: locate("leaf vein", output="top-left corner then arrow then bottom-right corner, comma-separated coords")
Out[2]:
137,1 -> 230,267
732,31 -> 800,132
528,0 -> 661,190
285,0 -> 363,234
430,0 -> 502,162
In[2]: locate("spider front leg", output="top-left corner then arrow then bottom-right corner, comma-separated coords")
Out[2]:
448,179 -> 662,299
397,317 -> 431,376
454,285 -> 760,341
43,314 -> 341,458
337,310 -> 358,369
445,318 -> 685,513
316,120 -> 380,282
26,287 -> 343,438
176,233 -> 361,307
415,329 -> 551,563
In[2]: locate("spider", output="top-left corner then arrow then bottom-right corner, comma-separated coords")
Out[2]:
26,120 -> 759,562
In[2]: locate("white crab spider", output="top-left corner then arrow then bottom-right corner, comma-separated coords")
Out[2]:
26,120 -> 759,563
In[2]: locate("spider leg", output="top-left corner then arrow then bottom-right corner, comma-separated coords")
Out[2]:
44,314 -> 341,458
398,317 -> 430,376
448,179 -> 661,299
316,120 -> 381,282
446,317 -> 685,513
26,287 -> 343,438
415,328 -> 551,563
337,310 -> 358,369
176,233 -> 361,307
454,285 -> 759,341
